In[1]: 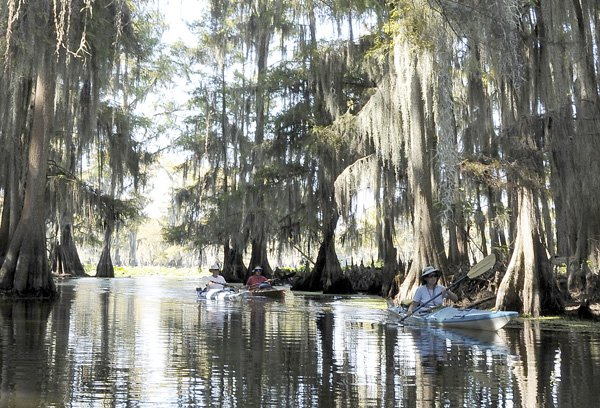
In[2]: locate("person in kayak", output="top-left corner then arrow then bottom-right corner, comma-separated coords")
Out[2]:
246,266 -> 272,289
406,266 -> 458,316
206,263 -> 227,290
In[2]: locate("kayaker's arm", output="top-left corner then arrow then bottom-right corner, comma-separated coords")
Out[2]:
442,287 -> 458,302
406,288 -> 456,317
246,279 -> 272,290
406,301 -> 419,316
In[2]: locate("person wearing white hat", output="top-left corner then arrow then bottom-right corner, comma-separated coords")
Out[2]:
206,263 -> 227,290
406,266 -> 458,316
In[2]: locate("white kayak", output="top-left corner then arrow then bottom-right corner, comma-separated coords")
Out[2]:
196,287 -> 247,301
389,306 -> 518,331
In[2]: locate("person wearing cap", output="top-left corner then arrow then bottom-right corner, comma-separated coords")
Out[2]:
245,266 -> 271,290
406,266 -> 458,316
206,263 -> 227,290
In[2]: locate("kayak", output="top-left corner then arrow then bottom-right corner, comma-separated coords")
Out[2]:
388,306 -> 518,331
196,287 -> 247,301
196,286 -> 288,301
246,286 -> 286,299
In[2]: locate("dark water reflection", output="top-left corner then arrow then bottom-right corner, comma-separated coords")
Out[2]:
0,277 -> 599,407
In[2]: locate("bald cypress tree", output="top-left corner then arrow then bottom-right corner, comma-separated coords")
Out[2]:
0,1 -> 57,296
0,0 -> 155,294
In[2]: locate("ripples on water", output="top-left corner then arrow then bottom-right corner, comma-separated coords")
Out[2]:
0,277 -> 599,407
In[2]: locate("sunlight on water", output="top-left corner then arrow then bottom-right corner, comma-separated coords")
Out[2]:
0,278 -> 599,407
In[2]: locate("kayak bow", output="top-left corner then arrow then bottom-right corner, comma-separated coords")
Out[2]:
390,306 -> 518,331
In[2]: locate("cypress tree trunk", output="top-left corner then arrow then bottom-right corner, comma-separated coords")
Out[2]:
308,203 -> 353,294
128,230 -> 138,266
0,170 -> 14,259
495,187 -> 563,315
474,188 -> 488,255
245,5 -> 272,280
487,187 -> 508,251
52,223 -> 86,277
96,222 -> 115,278
0,44 -> 56,297
381,214 -> 398,297
248,236 -> 272,278
447,204 -> 469,267
0,78 -> 29,258
224,240 -> 247,283
378,171 -> 399,296
396,53 -> 447,302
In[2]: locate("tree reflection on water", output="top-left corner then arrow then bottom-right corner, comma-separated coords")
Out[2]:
0,278 -> 599,407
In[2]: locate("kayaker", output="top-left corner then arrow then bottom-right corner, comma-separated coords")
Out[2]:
406,266 -> 458,316
206,263 -> 227,290
246,266 -> 271,289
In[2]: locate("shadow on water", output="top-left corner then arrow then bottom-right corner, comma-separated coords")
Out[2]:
0,278 -> 599,407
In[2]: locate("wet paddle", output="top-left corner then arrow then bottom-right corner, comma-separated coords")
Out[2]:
399,253 -> 497,322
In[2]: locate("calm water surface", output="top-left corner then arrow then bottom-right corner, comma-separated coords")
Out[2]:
0,277 -> 599,407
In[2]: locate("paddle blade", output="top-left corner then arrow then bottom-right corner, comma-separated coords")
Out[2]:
467,253 -> 497,279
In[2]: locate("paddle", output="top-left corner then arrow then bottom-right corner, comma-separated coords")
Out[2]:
271,272 -> 297,286
399,253 -> 497,322
197,279 -> 238,292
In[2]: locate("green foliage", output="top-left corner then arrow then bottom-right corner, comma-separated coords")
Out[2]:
162,224 -> 192,246
86,265 -> 199,277
370,0 -> 435,55
311,125 -> 346,150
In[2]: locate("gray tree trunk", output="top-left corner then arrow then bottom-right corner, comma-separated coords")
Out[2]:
396,54 -> 447,302
0,43 -> 56,297
496,187 -> 563,316
96,222 -> 115,278
52,223 -> 86,277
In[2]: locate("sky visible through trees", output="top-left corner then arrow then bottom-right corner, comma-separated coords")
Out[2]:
140,0 -> 206,218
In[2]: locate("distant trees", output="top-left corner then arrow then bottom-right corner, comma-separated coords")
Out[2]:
164,0 -> 385,290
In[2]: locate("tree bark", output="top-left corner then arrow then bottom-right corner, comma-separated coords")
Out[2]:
128,230 -> 138,266
380,214 -> 398,297
0,169 -> 14,259
96,222 -> 115,278
223,240 -> 247,283
312,205 -> 353,294
0,78 -> 29,259
495,187 -> 563,316
379,171 -> 399,296
0,44 -> 56,297
248,235 -> 272,279
447,204 -> 470,267
475,188 -> 488,256
295,199 -> 352,293
395,53 -> 447,303
52,223 -> 86,277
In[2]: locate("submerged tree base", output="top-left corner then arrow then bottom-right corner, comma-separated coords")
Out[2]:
0,288 -> 57,300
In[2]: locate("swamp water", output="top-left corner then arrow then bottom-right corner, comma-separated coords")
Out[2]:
0,277 -> 599,407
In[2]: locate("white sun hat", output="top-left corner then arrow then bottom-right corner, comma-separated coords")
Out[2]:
421,266 -> 439,277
